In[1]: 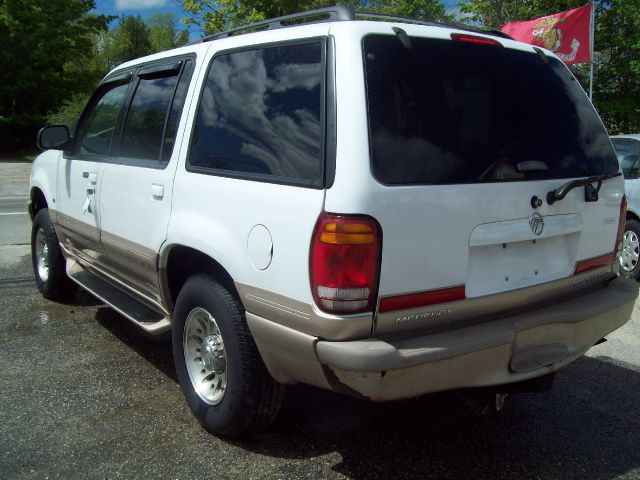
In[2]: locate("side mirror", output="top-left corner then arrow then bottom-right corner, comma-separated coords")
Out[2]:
37,125 -> 70,150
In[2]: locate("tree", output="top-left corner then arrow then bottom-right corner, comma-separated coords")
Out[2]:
112,15 -> 152,64
0,0 -> 110,151
594,0 -> 640,133
181,0 -> 449,35
371,0 -> 449,22
148,12 -> 190,51
47,13 -> 191,131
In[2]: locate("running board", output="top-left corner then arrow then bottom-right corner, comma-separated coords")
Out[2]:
68,268 -> 171,335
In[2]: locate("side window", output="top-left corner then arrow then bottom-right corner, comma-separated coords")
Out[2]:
613,140 -> 640,179
118,70 -> 179,163
189,41 -> 324,184
75,81 -> 129,157
162,61 -> 194,163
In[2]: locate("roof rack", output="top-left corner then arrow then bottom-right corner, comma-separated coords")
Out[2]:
192,6 -> 354,44
353,11 -> 513,40
191,5 -> 512,45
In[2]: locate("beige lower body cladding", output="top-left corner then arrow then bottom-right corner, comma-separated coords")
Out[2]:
247,277 -> 639,401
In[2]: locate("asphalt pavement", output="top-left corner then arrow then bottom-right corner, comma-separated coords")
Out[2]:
0,162 -> 31,246
1,161 -> 640,479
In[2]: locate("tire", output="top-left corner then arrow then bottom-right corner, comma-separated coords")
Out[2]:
619,219 -> 640,280
31,208 -> 77,300
172,273 -> 284,437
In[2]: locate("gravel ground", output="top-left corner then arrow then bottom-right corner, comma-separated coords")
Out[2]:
1,246 -> 640,479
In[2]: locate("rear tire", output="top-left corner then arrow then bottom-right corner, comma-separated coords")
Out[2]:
31,208 -> 77,300
619,219 -> 640,280
172,273 -> 284,437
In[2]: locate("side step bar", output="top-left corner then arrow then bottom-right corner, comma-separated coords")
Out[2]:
68,267 -> 171,335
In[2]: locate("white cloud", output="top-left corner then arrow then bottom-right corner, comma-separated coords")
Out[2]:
115,0 -> 168,10
195,47 -> 323,178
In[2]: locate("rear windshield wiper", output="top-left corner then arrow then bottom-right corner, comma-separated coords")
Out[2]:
546,171 -> 622,205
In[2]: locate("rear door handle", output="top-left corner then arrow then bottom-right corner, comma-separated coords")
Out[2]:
82,171 -> 98,185
151,184 -> 164,199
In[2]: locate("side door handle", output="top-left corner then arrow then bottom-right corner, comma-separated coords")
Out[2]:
151,184 -> 165,199
82,172 -> 98,185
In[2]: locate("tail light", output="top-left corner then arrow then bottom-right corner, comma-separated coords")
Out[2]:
451,33 -> 503,47
574,195 -> 626,274
615,195 -> 627,257
310,213 -> 381,314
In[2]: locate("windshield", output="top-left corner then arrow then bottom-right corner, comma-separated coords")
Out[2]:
363,34 -> 618,185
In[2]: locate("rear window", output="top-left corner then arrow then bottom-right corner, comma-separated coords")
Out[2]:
363,34 -> 618,185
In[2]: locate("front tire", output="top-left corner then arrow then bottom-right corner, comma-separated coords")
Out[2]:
172,273 -> 284,437
619,219 -> 640,280
31,208 -> 77,300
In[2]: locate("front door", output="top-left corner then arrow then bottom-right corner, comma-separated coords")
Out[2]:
55,77 -> 132,264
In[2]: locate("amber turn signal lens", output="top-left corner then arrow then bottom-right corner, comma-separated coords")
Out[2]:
319,222 -> 375,245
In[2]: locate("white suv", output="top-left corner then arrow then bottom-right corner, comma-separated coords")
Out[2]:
30,7 -> 638,437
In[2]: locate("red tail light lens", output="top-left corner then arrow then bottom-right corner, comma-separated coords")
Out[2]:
310,213 -> 381,314
379,286 -> 465,313
574,252 -> 617,275
574,195 -> 626,275
451,33 -> 503,47
615,195 -> 627,257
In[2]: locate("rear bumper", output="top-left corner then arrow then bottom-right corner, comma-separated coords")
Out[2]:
247,277 -> 638,401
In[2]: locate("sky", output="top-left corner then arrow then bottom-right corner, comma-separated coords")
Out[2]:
93,0 -> 186,21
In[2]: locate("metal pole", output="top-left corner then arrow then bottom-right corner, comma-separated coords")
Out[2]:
589,0 -> 595,101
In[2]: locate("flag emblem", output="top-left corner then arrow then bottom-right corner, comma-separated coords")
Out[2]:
532,17 -> 565,51
501,4 -> 593,65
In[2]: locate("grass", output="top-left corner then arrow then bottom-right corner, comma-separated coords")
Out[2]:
0,150 -> 38,163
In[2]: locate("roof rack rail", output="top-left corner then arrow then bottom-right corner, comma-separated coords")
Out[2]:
353,11 -> 513,40
190,5 -> 512,45
192,6 -> 354,44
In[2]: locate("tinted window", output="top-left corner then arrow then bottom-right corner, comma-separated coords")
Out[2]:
162,60 -> 194,163
76,82 -> 129,156
363,35 -> 618,185
189,42 -> 323,183
612,139 -> 640,179
119,74 -> 179,161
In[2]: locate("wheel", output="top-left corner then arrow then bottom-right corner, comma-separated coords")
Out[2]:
172,273 -> 284,437
619,219 -> 640,279
31,208 -> 77,300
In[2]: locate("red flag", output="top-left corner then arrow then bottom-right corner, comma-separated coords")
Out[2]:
500,4 -> 593,64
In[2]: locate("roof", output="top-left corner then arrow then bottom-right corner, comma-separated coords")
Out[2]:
611,134 -> 640,141
190,6 -> 512,45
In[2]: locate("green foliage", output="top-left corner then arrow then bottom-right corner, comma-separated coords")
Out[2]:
0,0 -> 110,151
181,0 -> 449,35
594,0 -> 640,134
45,13 -> 189,134
149,12 -> 190,51
112,15 -> 153,64
46,93 -> 91,131
371,0 -> 449,22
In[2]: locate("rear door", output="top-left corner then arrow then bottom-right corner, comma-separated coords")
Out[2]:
97,57 -> 196,308
353,31 -> 622,334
